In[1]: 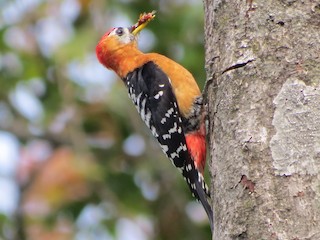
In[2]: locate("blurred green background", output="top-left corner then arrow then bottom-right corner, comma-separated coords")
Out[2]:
0,0 -> 209,239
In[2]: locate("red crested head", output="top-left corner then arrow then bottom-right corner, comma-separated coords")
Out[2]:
96,11 -> 155,77
95,27 -> 138,71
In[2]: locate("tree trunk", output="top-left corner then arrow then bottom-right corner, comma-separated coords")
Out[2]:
203,0 -> 320,239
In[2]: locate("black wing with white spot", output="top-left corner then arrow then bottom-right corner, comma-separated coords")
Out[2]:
123,61 -> 213,230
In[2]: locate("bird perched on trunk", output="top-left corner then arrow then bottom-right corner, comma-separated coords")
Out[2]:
96,11 -> 213,231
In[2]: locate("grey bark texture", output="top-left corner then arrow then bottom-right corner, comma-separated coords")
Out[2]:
203,0 -> 320,239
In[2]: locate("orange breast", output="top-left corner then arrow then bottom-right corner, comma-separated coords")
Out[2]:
145,53 -> 201,117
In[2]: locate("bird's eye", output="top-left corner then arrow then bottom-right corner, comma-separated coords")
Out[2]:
116,27 -> 124,36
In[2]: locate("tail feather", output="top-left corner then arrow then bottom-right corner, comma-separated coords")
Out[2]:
183,158 -> 214,232
194,172 -> 214,232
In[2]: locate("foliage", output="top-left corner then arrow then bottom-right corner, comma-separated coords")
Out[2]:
0,0 -> 210,239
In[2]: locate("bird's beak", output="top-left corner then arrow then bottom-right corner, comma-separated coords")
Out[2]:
130,11 -> 156,36
131,22 -> 148,36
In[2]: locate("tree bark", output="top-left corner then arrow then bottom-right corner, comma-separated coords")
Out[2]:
204,0 -> 320,239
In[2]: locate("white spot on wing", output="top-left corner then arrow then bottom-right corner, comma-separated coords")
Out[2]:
160,144 -> 168,153
154,91 -> 163,99
144,110 -> 152,128
170,143 -> 187,159
165,108 -> 174,118
151,126 -> 158,137
162,134 -> 171,140
136,93 -> 142,105
168,122 -> 178,134
198,174 -> 204,183
161,117 -> 167,124
170,152 -> 179,159
186,164 -> 192,171
140,99 -> 146,117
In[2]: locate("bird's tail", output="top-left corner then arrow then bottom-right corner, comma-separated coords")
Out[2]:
182,159 -> 214,232
194,171 -> 214,233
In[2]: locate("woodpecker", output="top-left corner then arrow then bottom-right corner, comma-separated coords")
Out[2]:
96,12 -> 213,231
